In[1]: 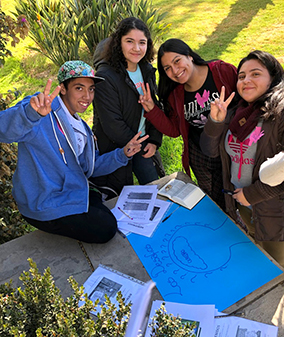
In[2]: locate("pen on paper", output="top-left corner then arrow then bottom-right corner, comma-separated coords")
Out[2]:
162,205 -> 181,222
117,228 -> 126,239
118,206 -> 133,220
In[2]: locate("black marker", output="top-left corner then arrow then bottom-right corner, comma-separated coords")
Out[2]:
222,189 -> 236,196
162,205 -> 181,222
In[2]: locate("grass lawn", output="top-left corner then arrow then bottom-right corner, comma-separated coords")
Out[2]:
0,0 -> 283,176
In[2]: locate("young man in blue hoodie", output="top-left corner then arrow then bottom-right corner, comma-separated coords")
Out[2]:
0,60 -> 148,243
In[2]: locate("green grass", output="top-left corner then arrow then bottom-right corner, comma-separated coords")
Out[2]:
0,0 -> 284,176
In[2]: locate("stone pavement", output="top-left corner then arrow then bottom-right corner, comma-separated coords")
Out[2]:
1,172 -> 284,335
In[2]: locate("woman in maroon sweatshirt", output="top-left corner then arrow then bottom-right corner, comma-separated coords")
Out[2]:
140,38 -> 237,210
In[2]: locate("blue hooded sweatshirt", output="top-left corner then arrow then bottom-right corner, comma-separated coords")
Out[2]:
0,94 -> 129,221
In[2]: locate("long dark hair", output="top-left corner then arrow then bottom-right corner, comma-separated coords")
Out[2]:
237,50 -> 284,118
157,38 -> 208,113
103,17 -> 154,72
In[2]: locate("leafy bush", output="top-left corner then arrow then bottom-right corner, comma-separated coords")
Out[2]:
0,141 -> 34,244
0,10 -> 29,66
0,259 -> 195,336
0,10 -> 31,244
0,259 -> 98,336
14,0 -> 170,66
148,302 -> 199,337
0,90 -> 33,245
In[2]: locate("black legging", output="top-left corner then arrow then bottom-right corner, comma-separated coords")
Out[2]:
23,190 -> 117,243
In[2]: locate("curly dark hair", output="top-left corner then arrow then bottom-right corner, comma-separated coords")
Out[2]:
103,17 -> 154,72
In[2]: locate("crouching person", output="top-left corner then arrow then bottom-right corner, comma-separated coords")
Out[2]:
0,60 -> 148,243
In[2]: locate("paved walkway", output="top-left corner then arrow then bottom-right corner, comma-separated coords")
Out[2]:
1,172 -> 284,335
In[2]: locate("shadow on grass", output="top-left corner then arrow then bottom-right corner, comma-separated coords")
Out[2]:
159,0 -> 273,59
196,0 -> 274,58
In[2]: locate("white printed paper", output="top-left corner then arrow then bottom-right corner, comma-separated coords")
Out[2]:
214,316 -> 278,337
116,199 -> 171,237
79,264 -> 145,315
114,185 -> 158,223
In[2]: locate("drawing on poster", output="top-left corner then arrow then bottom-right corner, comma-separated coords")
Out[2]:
161,218 -> 250,290
145,216 -> 251,298
128,197 -> 283,310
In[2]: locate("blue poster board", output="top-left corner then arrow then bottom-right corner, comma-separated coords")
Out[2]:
128,196 -> 283,311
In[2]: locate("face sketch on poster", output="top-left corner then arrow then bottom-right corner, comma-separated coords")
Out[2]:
128,196 -> 283,311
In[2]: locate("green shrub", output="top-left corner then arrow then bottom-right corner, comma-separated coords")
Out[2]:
0,89 -> 33,246
0,90 -> 34,245
148,302 -> 199,337
14,0 -> 169,66
0,10 -> 29,66
0,140 -> 35,244
0,258 -> 97,336
0,9 -> 31,244
0,259 -> 197,336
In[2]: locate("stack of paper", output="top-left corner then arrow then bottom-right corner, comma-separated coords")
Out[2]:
80,266 -> 278,337
112,185 -> 170,237
79,264 -> 145,315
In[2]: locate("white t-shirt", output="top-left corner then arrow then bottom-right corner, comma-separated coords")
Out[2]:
58,96 -> 87,156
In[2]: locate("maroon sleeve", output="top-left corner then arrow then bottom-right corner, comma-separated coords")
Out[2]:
209,60 -> 238,99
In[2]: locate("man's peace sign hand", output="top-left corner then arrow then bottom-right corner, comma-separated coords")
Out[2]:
30,79 -> 61,116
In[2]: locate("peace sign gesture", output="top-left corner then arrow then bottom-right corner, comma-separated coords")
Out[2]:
138,82 -> 155,112
30,79 -> 61,117
210,86 -> 235,122
123,131 -> 149,157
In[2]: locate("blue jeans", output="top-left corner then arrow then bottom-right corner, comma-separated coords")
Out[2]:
23,190 -> 117,243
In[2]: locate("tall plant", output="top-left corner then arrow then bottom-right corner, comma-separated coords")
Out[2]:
120,0 -> 170,45
14,0 -> 92,66
65,0 -> 122,55
14,0 -> 169,66
67,0 -> 170,54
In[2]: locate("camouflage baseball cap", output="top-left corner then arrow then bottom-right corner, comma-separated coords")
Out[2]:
58,60 -> 104,84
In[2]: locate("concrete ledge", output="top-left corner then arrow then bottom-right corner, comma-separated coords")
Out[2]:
0,230 -> 92,298
82,231 -> 163,303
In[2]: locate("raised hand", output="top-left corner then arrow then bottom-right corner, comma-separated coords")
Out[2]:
124,131 -> 149,157
210,86 -> 235,122
138,82 -> 155,112
30,79 -> 61,117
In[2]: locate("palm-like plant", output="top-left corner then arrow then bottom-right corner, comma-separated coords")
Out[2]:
14,0 -> 169,66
